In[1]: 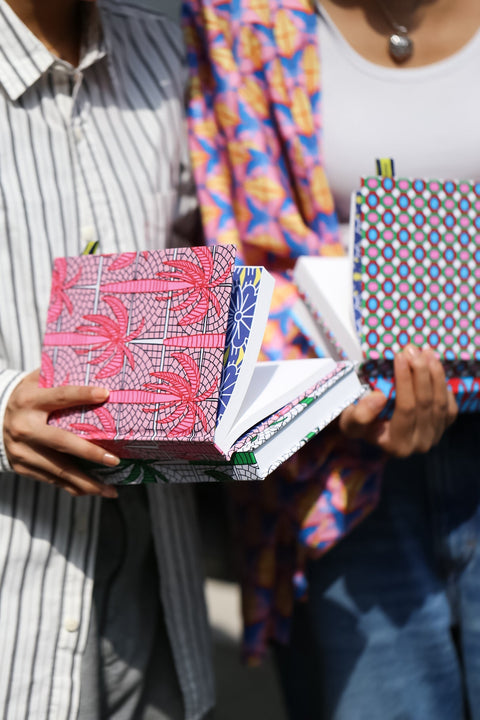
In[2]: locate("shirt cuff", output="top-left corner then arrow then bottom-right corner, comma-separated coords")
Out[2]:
0,369 -> 27,472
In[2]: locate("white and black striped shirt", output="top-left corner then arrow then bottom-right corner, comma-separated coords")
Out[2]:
0,1 -> 213,718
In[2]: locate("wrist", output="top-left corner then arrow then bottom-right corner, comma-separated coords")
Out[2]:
0,369 -> 28,472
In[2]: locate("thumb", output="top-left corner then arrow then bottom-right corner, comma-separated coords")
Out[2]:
339,391 -> 387,438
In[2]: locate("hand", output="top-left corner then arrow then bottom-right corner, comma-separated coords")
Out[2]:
339,346 -> 458,458
4,370 -> 119,497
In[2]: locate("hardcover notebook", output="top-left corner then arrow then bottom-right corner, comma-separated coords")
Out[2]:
293,175 -> 480,413
40,245 -> 362,483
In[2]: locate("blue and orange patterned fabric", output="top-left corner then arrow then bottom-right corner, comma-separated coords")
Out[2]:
183,0 -> 386,663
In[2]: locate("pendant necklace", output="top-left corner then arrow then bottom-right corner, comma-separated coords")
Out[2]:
374,0 -> 418,63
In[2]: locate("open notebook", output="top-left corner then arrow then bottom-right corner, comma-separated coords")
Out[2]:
41,245 -> 362,482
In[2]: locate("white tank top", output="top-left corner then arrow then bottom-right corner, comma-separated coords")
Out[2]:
317,5 -> 480,222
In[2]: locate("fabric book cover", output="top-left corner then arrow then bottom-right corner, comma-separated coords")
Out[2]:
40,245 -> 363,482
293,175 -> 480,413
41,245 -> 236,461
91,359 -> 360,485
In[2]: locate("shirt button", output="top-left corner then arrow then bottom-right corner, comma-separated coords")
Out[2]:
64,617 -> 80,633
73,125 -> 83,143
80,225 -> 96,245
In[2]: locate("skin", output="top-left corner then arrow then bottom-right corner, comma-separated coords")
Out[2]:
3,1 -> 118,498
322,0 -> 471,454
5,372 -> 119,498
339,346 -> 458,457
320,0 -> 480,68
5,0 -> 82,66
3,0 -> 468,483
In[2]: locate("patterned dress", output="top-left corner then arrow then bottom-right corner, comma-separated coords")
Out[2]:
183,0 -> 385,662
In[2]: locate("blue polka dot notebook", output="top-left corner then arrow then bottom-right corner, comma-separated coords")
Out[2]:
352,175 -> 480,412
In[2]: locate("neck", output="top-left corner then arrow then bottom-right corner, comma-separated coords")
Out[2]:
372,0 -> 425,31
6,0 -> 82,66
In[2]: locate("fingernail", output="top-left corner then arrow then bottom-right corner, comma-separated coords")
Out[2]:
406,345 -> 419,359
103,452 -> 120,467
101,485 -> 118,499
425,347 -> 439,362
92,387 -> 109,402
367,393 -> 386,410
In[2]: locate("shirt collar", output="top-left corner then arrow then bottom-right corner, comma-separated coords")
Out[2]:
0,0 -> 107,101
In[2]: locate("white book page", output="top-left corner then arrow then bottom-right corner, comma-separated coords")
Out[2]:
253,368 -> 362,477
291,298 -> 332,358
215,357 -> 336,453
293,256 -> 362,362
215,268 -> 275,442
347,190 -> 357,262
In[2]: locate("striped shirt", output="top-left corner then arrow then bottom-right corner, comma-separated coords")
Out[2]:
0,2 -> 213,718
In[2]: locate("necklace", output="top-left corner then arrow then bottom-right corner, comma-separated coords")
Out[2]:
374,0 -> 417,63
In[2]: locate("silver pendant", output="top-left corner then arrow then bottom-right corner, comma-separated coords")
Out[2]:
389,33 -> 413,62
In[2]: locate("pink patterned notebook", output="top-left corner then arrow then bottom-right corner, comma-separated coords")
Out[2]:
40,244 -> 363,482
40,245 -> 236,460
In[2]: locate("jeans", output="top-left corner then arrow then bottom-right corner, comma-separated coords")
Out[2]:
274,414 -> 480,720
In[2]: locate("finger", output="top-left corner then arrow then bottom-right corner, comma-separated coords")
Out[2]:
424,348 -> 450,443
25,470 -> 87,497
14,465 -> 92,497
37,425 -> 121,468
386,351 -> 416,452
38,385 -> 110,412
446,389 -> 459,427
7,420 -> 120,470
15,446 -> 118,498
338,392 -> 387,439
406,346 -> 436,451
407,345 -> 433,409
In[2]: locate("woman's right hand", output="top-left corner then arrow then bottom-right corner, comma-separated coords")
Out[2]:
338,345 -> 458,457
3,369 -> 119,497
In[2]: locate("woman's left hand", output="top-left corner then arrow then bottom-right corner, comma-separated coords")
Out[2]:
338,345 -> 458,457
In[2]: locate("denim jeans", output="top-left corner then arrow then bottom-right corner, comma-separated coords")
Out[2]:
274,414 -> 480,720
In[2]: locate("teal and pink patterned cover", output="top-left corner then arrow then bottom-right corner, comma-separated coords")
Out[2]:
40,245 -> 236,460
353,176 -> 480,412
